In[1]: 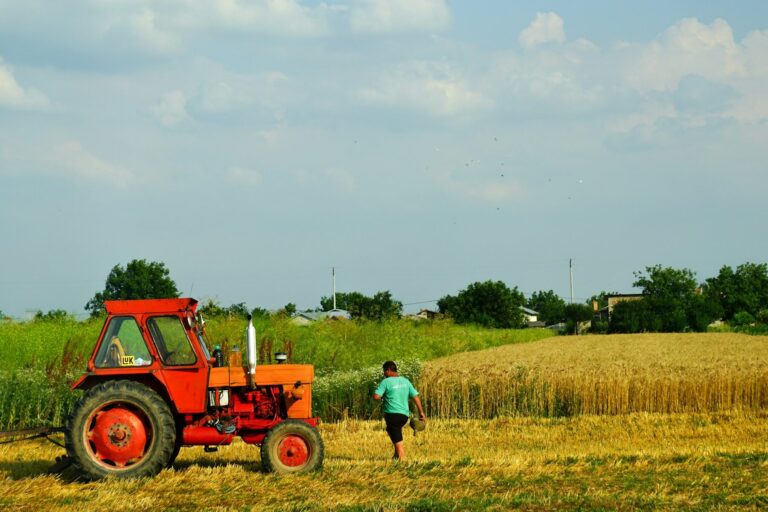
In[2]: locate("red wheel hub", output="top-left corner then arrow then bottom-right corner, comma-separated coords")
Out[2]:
278,435 -> 310,467
86,406 -> 149,468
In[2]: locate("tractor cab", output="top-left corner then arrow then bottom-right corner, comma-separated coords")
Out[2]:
74,298 -> 212,414
92,297 -> 209,367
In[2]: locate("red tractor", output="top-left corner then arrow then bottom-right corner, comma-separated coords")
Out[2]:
64,298 -> 323,480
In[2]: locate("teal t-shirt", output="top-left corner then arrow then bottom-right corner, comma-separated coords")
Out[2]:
374,376 -> 418,416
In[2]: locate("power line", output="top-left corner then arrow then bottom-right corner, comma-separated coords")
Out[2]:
402,299 -> 439,306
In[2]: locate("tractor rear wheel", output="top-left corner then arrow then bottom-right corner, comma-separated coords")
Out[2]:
260,420 -> 324,474
65,380 -> 176,481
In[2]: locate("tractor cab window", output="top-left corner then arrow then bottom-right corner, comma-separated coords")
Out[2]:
147,316 -> 197,366
95,316 -> 153,368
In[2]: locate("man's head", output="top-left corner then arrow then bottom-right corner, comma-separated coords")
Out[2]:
382,360 -> 398,376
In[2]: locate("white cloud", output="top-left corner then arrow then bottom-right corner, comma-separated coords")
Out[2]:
0,58 -> 48,110
126,8 -> 180,54
519,12 -> 566,48
50,141 -> 134,187
609,18 -> 768,128
358,62 -> 491,116
488,42 -> 605,113
624,18 -> 743,92
2,137 -> 132,186
349,0 -> 450,33
187,71 -> 292,116
226,165 -> 263,186
152,90 -> 190,127
171,0 -> 331,37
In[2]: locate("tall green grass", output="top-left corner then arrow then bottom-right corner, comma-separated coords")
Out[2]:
0,317 -> 551,428
0,370 -> 82,430
205,317 -> 551,373
0,318 -> 100,370
313,359 -> 422,422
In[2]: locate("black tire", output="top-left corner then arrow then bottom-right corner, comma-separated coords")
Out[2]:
260,420 -> 324,474
166,420 -> 184,468
167,437 -> 183,469
65,380 -> 176,481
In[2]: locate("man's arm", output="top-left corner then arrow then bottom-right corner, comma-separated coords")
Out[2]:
413,395 -> 426,421
373,380 -> 386,401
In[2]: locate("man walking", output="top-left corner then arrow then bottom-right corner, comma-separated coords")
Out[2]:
373,361 -> 426,461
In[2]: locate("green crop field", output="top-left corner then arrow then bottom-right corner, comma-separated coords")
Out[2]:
0,317 -> 552,428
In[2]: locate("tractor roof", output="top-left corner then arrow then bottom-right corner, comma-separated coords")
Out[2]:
104,298 -> 198,315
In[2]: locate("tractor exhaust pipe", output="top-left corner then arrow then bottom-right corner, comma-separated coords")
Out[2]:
246,314 -> 257,389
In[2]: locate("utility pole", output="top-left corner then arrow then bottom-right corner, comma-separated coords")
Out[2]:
332,267 -> 337,310
569,259 -> 574,304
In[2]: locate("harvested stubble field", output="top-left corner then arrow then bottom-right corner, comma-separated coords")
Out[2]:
420,333 -> 768,418
1,413 -> 767,511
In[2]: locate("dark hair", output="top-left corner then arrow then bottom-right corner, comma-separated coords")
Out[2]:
382,361 -> 397,373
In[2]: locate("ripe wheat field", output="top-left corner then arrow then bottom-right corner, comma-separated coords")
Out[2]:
1,413 -> 766,511
420,333 -> 768,418
1,332 -> 766,510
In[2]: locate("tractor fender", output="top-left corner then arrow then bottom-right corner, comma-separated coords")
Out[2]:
70,373 -> 177,415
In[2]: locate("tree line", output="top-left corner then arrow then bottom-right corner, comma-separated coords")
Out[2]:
63,259 -> 768,333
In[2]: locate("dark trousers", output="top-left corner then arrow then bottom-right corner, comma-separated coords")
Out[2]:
384,413 -> 409,443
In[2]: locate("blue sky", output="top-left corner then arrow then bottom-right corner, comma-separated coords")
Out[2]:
1,1 -> 766,318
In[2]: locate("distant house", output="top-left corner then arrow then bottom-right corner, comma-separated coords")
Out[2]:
291,309 -> 351,325
520,306 -> 545,327
520,306 -> 539,324
291,311 -> 321,326
325,308 -> 351,320
595,293 -> 644,321
407,309 -> 438,321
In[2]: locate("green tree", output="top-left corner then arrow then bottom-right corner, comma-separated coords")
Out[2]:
610,265 -> 720,333
368,291 -> 403,320
34,309 -> 72,322
321,291 -> 367,316
281,303 -> 297,316
221,302 -> 249,318
687,294 -> 723,332
609,299 -> 650,333
251,307 -> 271,319
526,290 -> 566,325
437,280 -> 525,329
732,311 -> 755,327
634,265 -> 698,332
703,263 -> 768,320
320,291 -> 402,320
563,303 -> 593,334
199,298 -> 225,317
199,300 -> 257,319
85,259 -> 179,316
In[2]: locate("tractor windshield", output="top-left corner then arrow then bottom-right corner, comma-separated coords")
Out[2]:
146,316 -> 197,366
94,316 -> 153,368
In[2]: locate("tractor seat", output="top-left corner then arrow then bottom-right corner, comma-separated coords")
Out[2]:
104,336 -> 127,367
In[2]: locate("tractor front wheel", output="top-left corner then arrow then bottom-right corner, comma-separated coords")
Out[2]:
65,380 -> 176,480
260,420 -> 324,474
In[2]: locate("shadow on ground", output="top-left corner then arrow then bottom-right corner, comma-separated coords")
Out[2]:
0,458 -> 81,482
